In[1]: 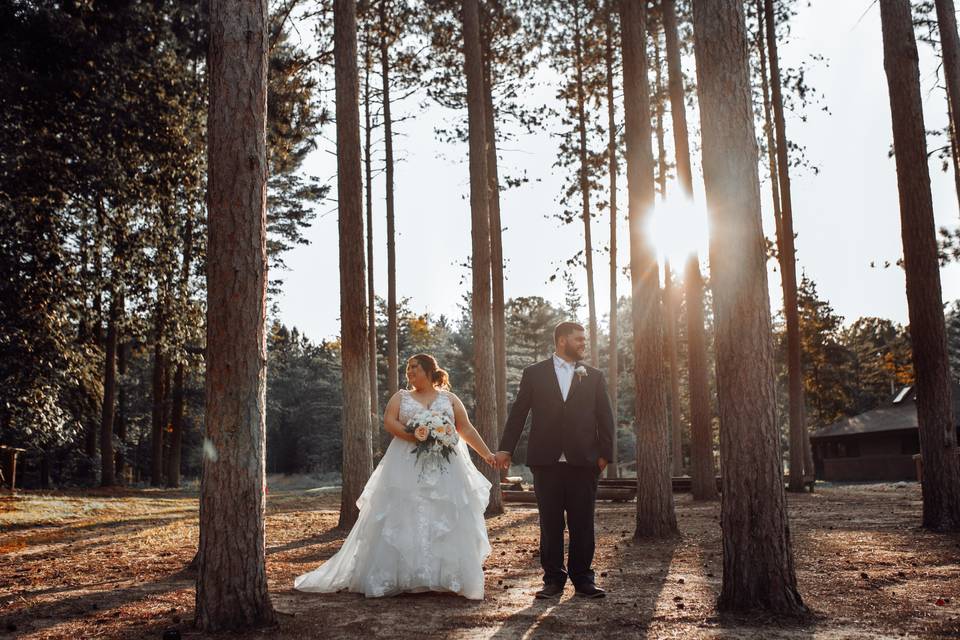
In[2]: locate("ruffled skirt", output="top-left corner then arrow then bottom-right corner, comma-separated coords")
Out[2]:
293,436 -> 492,599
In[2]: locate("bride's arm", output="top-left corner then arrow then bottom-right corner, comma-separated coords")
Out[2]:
448,393 -> 496,465
383,392 -> 417,443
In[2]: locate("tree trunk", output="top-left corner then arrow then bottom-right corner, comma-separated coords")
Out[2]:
167,213 -> 195,490
196,0 -> 275,629
86,203 -> 106,465
573,2 -> 599,368
691,0 -> 805,613
619,0 -> 677,539
664,0 -> 713,490
936,0 -> 960,180
662,0 -> 692,197
100,293 -> 119,487
115,317 -> 128,480
664,261 -> 683,476
685,256 -> 717,500
381,0 -> 399,403
336,0 -> 375,530
948,94 -> 960,215
880,0 -> 960,531
151,335 -> 166,486
652,23 -> 668,197
150,299 -> 167,487
462,0 -> 503,517
762,0 -> 806,492
481,25 -> 509,437
755,2 -> 783,239
167,362 -> 185,488
363,29 -> 380,459
162,358 -> 173,480
653,23 -> 681,476
604,0 -> 619,479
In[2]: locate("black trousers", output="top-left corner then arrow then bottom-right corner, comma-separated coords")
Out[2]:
531,462 -> 600,587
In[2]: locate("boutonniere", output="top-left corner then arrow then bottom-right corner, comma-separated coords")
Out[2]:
574,364 -> 588,379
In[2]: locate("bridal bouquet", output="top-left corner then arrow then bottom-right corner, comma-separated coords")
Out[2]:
405,409 -> 459,478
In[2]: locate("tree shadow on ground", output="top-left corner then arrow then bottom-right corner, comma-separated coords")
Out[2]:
0,567 -> 194,638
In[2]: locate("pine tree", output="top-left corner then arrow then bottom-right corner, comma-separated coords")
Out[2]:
880,0 -> 960,531
196,0 -> 275,629
620,0 -> 677,538
462,0 -> 504,516
334,0 -> 375,529
691,0 -> 805,612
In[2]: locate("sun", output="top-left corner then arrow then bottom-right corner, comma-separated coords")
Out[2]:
649,191 -> 710,274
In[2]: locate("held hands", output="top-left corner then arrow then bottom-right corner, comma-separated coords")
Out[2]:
482,452 -> 498,468
494,451 -> 512,471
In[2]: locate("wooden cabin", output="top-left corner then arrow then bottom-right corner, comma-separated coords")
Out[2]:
810,384 -> 960,482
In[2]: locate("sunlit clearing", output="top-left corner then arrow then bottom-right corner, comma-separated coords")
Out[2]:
650,192 -> 709,275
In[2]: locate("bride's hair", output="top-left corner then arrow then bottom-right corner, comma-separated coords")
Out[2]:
408,353 -> 450,390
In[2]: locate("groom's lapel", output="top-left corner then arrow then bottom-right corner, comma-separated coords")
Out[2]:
566,362 -> 583,403
546,359 -> 566,405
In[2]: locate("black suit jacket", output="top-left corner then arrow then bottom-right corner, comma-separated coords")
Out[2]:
498,358 -> 615,467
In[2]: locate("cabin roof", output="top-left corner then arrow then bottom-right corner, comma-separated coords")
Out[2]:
809,384 -> 960,440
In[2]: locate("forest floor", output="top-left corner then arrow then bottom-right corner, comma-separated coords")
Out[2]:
1,480 -> 959,639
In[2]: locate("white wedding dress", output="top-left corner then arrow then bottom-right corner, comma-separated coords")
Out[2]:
294,389 -> 492,599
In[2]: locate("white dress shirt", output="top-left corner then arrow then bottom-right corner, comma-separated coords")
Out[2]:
552,352 -> 576,462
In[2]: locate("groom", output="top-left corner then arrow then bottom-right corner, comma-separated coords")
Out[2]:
495,321 -> 615,599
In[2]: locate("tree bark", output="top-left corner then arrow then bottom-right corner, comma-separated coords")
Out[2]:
936,0 -> 960,181
381,0 -> 399,403
115,303 -> 128,481
604,0 -> 619,479
86,203 -> 106,465
167,362 -> 185,488
619,0 -> 677,539
653,23 -> 681,476
462,0 -> 503,516
167,214 -> 195,489
573,1 -> 600,368
481,23 -> 509,438
336,0 -> 375,530
363,28 -> 380,459
664,261 -> 683,476
691,0 -> 805,613
652,22 -> 668,198
684,256 -> 717,500
755,2 -> 783,239
762,0 -> 806,492
150,309 -> 167,487
948,94 -> 960,216
880,0 -> 960,531
662,0 -> 692,197
664,0 -> 714,490
99,293 -> 118,487
196,0 -> 275,629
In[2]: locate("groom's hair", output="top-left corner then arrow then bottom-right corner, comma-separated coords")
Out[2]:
554,321 -> 585,344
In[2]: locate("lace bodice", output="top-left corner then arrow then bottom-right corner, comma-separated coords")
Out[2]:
398,389 -> 455,425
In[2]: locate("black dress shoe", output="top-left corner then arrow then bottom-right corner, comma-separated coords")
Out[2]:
574,583 -> 606,598
534,583 -> 565,599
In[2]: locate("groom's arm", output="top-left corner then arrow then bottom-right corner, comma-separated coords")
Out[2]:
595,372 -> 615,462
498,367 -> 535,455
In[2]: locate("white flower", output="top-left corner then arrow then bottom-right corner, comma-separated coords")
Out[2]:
574,365 -> 588,378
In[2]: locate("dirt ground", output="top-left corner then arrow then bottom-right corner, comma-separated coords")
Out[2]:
1,481 -> 959,639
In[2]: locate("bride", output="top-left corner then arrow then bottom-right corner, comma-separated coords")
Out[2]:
294,353 -> 499,600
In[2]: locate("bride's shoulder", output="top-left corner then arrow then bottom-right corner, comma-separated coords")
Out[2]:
387,389 -> 408,404
440,388 -> 462,406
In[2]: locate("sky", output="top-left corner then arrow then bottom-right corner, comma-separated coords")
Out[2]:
274,0 -> 960,342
